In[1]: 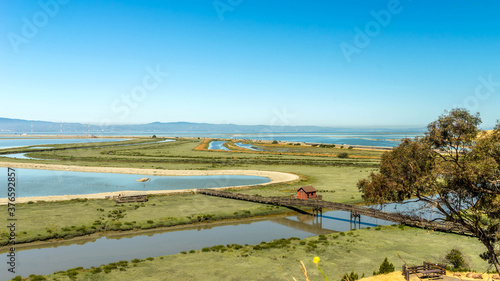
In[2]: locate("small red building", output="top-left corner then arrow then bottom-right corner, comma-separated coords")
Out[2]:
297,185 -> 317,200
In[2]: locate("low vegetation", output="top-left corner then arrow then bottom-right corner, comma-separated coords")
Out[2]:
15,225 -> 490,281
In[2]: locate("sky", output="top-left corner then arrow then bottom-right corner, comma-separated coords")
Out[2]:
1,0 -> 500,128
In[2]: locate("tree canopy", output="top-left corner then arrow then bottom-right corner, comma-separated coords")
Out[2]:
358,108 -> 500,273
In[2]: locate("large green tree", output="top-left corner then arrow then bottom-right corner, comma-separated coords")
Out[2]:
358,109 -> 500,273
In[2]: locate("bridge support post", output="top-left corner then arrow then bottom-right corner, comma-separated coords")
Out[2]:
313,206 -> 323,217
350,212 -> 361,230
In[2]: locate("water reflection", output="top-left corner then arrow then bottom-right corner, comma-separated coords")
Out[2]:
0,209 -> 393,279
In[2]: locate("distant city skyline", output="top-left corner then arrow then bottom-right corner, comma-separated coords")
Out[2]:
2,1 -> 499,128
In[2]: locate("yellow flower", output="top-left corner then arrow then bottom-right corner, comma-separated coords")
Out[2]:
313,256 -> 320,265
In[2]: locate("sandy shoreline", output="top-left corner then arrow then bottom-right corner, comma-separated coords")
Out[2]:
0,162 -> 299,204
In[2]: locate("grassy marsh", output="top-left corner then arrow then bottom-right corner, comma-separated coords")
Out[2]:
22,225 -> 489,281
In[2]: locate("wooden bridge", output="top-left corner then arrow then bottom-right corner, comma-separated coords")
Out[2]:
197,189 -> 473,236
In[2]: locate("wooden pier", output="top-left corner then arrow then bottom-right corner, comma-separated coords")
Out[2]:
197,189 -> 473,236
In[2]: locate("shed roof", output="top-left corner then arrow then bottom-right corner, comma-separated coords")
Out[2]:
298,185 -> 317,193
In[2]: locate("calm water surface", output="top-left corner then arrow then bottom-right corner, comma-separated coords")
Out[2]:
0,138 -> 127,150
0,168 -> 270,198
207,141 -> 229,150
0,210 -> 394,279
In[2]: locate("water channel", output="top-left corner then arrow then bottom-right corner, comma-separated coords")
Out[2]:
0,209 -> 395,279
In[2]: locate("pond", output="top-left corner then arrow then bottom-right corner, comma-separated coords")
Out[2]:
0,138 -> 128,150
207,141 -> 229,151
0,168 -> 271,198
0,139 -> 175,160
0,209 -> 394,279
234,142 -> 262,151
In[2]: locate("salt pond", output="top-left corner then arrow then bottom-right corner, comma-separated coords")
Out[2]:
234,142 -> 261,151
0,168 -> 271,198
207,141 -> 229,150
0,138 -> 127,150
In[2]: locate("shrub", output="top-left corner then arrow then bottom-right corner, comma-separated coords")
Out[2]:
446,248 -> 468,270
338,152 -> 349,159
341,271 -> 360,281
272,140 -> 278,144
373,257 -> 395,275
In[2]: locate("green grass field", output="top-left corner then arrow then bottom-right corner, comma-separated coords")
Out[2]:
1,138 -> 491,281
0,138 -> 381,246
23,225 -> 489,281
3,138 -> 381,169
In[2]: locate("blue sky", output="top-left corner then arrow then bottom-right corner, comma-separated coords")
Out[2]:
1,0 -> 499,128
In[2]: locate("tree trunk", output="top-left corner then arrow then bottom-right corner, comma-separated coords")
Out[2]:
483,239 -> 500,274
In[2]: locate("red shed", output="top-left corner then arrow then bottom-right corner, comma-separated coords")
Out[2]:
297,186 -> 317,200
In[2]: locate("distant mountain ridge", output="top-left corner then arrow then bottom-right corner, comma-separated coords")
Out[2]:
0,117 -> 425,133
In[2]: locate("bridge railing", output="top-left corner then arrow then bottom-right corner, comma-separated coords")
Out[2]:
197,189 -> 471,235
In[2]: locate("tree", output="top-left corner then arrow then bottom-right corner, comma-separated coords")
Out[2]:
446,248 -> 468,270
373,257 -> 395,275
358,109 -> 500,273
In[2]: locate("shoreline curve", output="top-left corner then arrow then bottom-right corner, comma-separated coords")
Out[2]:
0,162 -> 300,204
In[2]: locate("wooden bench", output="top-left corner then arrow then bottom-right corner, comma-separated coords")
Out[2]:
113,193 -> 148,203
403,262 -> 446,280
421,268 -> 445,277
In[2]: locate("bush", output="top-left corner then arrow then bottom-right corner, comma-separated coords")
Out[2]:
446,248 -> 468,270
272,140 -> 278,144
338,152 -> 349,159
341,271 -> 360,281
373,257 -> 395,275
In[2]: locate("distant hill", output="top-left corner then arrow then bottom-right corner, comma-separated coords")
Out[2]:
0,117 -> 425,134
